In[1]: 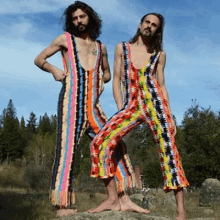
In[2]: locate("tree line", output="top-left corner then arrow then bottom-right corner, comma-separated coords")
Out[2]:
0,99 -> 219,189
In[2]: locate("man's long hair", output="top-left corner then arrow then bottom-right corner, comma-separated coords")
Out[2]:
130,13 -> 164,53
62,1 -> 102,40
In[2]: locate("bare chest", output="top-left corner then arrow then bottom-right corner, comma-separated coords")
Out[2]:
76,41 -> 98,71
130,45 -> 152,69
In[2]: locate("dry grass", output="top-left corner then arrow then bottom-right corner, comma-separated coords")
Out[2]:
0,164 -> 28,188
146,189 -> 220,219
72,192 -> 107,211
0,187 -> 219,219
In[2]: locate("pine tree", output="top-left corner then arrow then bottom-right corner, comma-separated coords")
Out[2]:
20,116 -> 26,133
50,114 -> 57,134
0,100 -> 22,161
27,112 -> 37,134
20,116 -> 28,155
38,113 -> 51,135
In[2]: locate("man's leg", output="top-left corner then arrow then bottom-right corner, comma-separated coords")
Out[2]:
139,69 -> 189,220
51,114 -> 88,217
89,105 -> 150,214
88,177 -> 121,213
88,101 -> 136,195
174,188 -> 185,220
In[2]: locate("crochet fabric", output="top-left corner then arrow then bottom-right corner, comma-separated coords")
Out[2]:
90,42 -> 189,192
50,34 -> 135,207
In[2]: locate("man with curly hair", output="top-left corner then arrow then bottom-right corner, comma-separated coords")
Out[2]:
34,1 -> 136,217
89,13 -> 189,220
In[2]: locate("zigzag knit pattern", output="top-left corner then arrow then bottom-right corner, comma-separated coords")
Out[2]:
90,42 -> 189,192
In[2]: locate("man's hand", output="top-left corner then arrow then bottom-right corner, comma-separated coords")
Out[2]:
34,34 -> 67,80
51,67 -> 68,82
99,76 -> 105,94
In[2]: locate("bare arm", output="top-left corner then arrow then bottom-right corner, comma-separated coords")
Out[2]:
34,34 -> 68,81
113,43 -> 124,111
101,44 -> 111,83
156,51 -> 176,135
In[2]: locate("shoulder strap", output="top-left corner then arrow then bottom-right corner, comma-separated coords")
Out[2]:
95,40 -> 102,68
121,41 -> 129,66
145,51 -> 161,75
96,40 -> 102,57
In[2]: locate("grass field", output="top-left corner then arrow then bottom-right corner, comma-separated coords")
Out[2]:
0,187 -> 219,220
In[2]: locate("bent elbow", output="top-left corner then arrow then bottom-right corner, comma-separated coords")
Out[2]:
34,56 -> 39,67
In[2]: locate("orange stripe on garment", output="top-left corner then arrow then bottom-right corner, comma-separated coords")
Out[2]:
87,69 -> 100,134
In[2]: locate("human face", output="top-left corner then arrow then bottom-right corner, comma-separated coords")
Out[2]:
139,14 -> 160,38
72,9 -> 89,32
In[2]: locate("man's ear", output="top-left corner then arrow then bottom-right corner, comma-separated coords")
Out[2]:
138,23 -> 141,29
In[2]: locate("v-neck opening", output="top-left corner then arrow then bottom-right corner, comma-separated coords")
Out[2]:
73,37 -> 98,72
128,43 -> 154,71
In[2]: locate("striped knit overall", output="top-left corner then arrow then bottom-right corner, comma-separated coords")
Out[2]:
90,42 -> 189,192
50,34 -> 135,207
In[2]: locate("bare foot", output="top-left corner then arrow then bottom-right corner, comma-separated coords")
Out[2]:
88,198 -> 121,213
56,209 -> 77,218
119,195 -> 150,214
175,209 -> 186,220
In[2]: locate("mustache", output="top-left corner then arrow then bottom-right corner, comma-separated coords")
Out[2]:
77,23 -> 86,28
144,27 -> 151,33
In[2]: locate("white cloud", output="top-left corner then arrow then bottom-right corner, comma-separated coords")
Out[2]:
1,0 -> 220,125
0,36 -> 63,82
0,0 -> 59,14
0,0 -> 139,24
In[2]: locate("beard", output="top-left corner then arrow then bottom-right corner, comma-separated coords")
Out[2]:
141,28 -> 152,38
75,23 -> 89,34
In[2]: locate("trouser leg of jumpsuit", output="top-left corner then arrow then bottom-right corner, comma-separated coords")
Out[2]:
90,49 -> 189,192
51,67 -> 135,207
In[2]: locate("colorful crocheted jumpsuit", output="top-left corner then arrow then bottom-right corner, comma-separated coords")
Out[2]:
90,42 -> 189,192
50,34 -> 135,207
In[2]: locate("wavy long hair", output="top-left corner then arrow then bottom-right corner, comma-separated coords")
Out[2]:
130,13 -> 165,53
62,1 -> 102,40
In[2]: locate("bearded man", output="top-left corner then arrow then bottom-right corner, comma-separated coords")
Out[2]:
35,1 -> 135,217
89,13 -> 189,220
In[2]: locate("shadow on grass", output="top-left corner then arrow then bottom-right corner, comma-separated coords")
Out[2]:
0,189 -> 55,220
0,189 -> 107,220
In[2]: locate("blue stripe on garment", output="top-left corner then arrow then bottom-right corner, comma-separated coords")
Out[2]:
58,59 -> 74,191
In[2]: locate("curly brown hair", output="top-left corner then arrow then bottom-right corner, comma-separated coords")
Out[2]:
130,13 -> 165,53
62,1 -> 102,41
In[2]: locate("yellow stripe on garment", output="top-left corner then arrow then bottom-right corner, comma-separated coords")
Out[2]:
139,68 -> 172,187
99,109 -> 142,177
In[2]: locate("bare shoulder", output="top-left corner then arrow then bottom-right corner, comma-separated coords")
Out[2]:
115,43 -> 123,56
101,43 -> 107,53
51,34 -> 67,48
158,50 -> 166,64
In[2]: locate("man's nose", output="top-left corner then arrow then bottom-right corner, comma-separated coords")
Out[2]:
78,17 -> 82,23
76,17 -> 82,23
147,23 -> 152,28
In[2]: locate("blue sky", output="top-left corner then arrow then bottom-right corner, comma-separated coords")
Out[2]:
0,0 -> 219,125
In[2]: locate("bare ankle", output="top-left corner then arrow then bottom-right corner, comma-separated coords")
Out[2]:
108,196 -> 118,203
120,195 -> 129,202
177,207 -> 185,213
